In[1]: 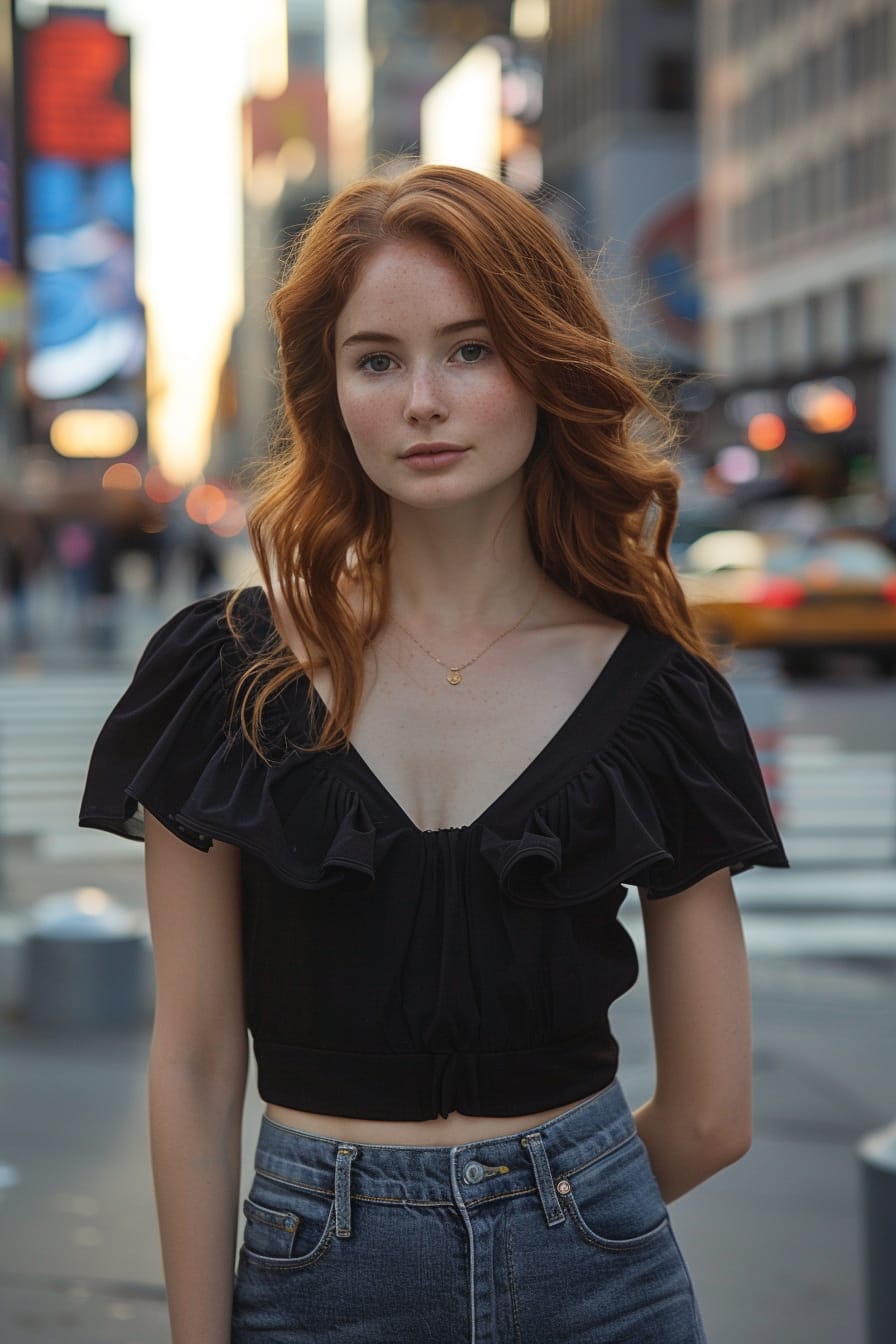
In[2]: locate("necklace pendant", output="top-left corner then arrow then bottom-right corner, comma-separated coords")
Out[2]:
447,670 -> 462,685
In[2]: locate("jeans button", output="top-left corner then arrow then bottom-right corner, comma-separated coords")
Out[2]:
463,1160 -> 484,1184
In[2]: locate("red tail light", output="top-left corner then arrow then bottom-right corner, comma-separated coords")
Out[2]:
749,576 -> 805,608
882,575 -> 896,605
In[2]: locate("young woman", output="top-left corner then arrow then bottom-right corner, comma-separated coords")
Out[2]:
80,164 -> 788,1343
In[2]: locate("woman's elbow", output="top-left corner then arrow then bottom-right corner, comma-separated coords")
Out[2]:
698,1113 -> 752,1173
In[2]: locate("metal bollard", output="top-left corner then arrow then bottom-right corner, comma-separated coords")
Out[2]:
858,1121 -> 896,1343
24,888 -> 147,1029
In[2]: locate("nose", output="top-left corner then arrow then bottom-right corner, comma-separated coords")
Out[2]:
403,364 -> 447,425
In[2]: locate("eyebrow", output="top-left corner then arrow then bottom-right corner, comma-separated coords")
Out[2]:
340,318 -> 489,348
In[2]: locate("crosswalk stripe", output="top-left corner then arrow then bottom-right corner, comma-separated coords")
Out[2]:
735,868 -> 896,904
620,908 -> 896,958
778,833 -> 895,864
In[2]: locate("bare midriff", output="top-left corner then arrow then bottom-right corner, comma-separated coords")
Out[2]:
264,1094 -> 599,1147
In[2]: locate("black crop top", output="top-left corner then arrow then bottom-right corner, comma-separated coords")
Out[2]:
79,588 -> 788,1121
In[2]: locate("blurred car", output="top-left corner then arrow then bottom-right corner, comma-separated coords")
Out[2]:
677,530 -> 896,676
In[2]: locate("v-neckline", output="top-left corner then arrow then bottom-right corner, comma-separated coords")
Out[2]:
300,622 -> 637,837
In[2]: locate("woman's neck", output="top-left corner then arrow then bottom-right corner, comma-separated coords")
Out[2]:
386,499 -> 544,631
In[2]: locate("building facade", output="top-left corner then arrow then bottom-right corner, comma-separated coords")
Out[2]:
212,0 -> 330,480
368,0 -> 513,158
541,0 -> 699,369
700,0 -> 896,499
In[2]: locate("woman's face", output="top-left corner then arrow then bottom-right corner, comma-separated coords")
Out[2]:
333,239 -> 538,512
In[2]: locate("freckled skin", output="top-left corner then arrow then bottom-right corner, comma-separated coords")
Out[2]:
334,240 -> 539,514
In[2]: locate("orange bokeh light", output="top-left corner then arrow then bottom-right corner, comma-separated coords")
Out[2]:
185,483 -> 228,525
803,387 -> 857,433
144,465 -> 183,504
747,413 -> 787,451
102,462 -> 143,491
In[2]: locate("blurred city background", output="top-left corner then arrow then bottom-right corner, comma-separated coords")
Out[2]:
0,1 -> 895,1341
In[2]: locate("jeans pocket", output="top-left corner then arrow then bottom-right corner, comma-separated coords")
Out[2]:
240,1170 -> 336,1270
561,1132 -> 671,1251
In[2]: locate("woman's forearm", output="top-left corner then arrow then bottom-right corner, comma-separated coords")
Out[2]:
633,1095 -> 751,1204
148,1054 -> 246,1344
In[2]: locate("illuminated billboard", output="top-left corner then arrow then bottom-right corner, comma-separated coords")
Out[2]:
21,7 -> 145,417
1,0 -> 24,449
0,0 -> 12,272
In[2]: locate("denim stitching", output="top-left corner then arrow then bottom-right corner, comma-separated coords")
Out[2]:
239,1205 -> 336,1272
243,1199 -> 298,1233
505,1208 -> 524,1344
561,1187 -> 671,1253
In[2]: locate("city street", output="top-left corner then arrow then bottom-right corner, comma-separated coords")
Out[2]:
0,625 -> 894,1341
4,0 -> 896,1339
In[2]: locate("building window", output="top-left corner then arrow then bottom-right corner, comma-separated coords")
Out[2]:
803,49 -> 822,112
820,159 -> 839,217
818,42 -> 837,106
844,143 -> 861,208
733,317 -> 750,371
843,21 -> 862,92
869,9 -> 892,81
786,175 -> 802,232
845,279 -> 866,354
871,132 -> 891,201
806,294 -> 823,364
806,162 -> 820,220
769,306 -> 784,365
650,53 -> 694,112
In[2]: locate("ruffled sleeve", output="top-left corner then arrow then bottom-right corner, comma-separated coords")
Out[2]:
616,645 -> 789,897
78,589 -> 388,889
479,635 -> 788,907
78,591 -> 250,846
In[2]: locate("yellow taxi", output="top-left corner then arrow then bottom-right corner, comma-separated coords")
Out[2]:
677,530 -> 896,676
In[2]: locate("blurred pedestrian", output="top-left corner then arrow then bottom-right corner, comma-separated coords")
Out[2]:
0,509 -> 43,660
89,525 -> 120,656
54,519 -> 96,629
80,164 -> 788,1344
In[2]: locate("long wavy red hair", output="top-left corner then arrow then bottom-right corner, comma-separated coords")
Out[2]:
228,162 -> 715,755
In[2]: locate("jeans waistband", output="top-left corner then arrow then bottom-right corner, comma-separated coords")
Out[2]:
252,1079 -> 635,1210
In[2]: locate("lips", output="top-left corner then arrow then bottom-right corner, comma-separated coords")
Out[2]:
401,443 -> 467,458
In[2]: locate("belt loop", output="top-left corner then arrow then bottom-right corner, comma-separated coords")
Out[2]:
334,1144 -> 358,1239
521,1131 -> 565,1227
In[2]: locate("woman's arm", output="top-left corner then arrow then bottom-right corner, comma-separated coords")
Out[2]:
144,811 -> 248,1344
633,868 -> 752,1204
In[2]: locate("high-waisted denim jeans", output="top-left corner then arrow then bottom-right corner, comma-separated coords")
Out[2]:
230,1079 -> 707,1342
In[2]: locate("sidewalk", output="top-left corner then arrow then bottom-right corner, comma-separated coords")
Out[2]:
1,943 -> 893,1342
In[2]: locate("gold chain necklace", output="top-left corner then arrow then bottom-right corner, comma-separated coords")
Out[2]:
390,578 -> 544,685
